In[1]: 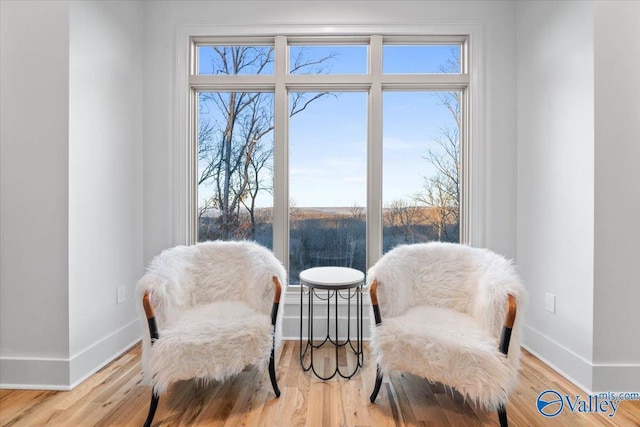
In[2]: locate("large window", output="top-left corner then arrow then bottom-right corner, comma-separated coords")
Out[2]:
197,90 -> 274,247
383,90 -> 461,251
289,91 -> 367,280
188,35 -> 471,283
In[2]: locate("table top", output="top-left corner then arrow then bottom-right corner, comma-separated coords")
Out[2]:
299,266 -> 365,290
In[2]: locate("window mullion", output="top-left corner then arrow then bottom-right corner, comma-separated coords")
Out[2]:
380,73 -> 469,90
368,35 -> 383,268
189,74 -> 276,91
273,35 -> 289,268
460,88 -> 470,244
189,89 -> 198,244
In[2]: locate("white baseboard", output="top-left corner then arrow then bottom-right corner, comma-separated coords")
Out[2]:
0,357 -> 71,390
281,314 -> 373,341
524,325 -> 640,393
522,325 -> 593,393
0,319 -> 141,390
592,363 -> 640,393
69,319 -> 141,388
281,294 -> 373,341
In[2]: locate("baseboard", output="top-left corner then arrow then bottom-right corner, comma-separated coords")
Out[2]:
283,287 -> 372,305
523,326 -> 640,393
69,319 -> 141,388
282,287 -> 372,341
522,325 -> 593,393
592,363 -> 640,393
281,314 -> 373,341
0,319 -> 141,390
0,357 -> 71,390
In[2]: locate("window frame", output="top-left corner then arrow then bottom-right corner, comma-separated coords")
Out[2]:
175,25 -> 484,278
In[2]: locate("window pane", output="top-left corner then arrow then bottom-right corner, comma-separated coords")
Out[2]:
383,45 -> 461,74
197,45 -> 274,75
289,45 -> 367,74
383,91 -> 461,252
197,91 -> 274,248
289,92 -> 367,283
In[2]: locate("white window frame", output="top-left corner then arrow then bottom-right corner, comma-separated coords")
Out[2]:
174,24 -> 485,281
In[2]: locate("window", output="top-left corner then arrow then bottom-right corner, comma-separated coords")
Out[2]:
197,45 -> 274,75
197,90 -> 274,248
289,44 -> 367,74
289,91 -> 367,280
383,90 -> 461,251
383,44 -> 461,74
187,35 -> 473,283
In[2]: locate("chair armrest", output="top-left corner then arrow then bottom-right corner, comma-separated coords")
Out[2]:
143,291 -> 155,319
143,291 -> 159,342
273,277 -> 282,304
370,279 -> 382,325
499,294 -> 517,356
505,294 -> 517,329
270,277 -> 282,326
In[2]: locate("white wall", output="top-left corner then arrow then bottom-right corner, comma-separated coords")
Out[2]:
142,0 -> 518,263
0,0 -> 144,389
593,0 -> 640,391
0,0 -> 72,387
517,0 -> 640,392
68,0 -> 144,386
516,0 -> 596,390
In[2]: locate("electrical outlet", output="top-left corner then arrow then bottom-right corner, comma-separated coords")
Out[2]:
545,293 -> 556,314
116,286 -> 126,305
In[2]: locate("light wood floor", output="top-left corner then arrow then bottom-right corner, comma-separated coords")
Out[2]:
1,342 -> 639,426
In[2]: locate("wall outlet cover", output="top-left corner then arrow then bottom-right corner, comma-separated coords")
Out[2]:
116,286 -> 126,305
545,292 -> 556,314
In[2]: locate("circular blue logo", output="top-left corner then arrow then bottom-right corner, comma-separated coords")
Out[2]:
537,390 -> 564,417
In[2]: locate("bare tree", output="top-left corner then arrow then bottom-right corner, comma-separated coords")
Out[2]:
349,203 -> 365,221
383,199 -> 424,243
198,46 -> 335,240
197,112 -> 218,221
414,50 -> 461,242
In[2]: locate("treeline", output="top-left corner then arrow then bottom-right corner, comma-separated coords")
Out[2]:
199,210 -> 458,281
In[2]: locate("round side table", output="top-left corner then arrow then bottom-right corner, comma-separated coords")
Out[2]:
299,266 -> 365,380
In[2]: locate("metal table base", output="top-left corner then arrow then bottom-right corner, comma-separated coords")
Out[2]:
299,268 -> 364,380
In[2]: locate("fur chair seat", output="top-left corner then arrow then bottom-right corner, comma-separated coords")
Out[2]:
372,305 -> 514,410
148,301 -> 273,394
137,240 -> 287,398
367,242 -> 526,416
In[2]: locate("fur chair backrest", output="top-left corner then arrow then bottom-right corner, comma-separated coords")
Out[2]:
137,240 -> 287,329
367,242 -> 526,346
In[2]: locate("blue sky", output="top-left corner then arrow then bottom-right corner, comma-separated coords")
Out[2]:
198,44 -> 460,209
289,90 -> 457,207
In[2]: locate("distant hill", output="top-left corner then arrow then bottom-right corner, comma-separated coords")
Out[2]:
292,207 -> 364,215
202,205 -> 450,223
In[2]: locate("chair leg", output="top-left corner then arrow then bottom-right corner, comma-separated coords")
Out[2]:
269,348 -> 280,397
370,365 -> 383,403
143,392 -> 159,427
497,404 -> 508,427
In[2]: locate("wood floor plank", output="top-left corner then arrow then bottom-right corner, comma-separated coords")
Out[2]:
0,390 -> 57,424
1,343 -> 639,427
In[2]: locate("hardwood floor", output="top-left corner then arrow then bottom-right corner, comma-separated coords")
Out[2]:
1,342 -> 639,426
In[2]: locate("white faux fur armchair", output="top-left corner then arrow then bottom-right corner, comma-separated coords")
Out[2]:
367,242 -> 525,427
137,241 -> 287,427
